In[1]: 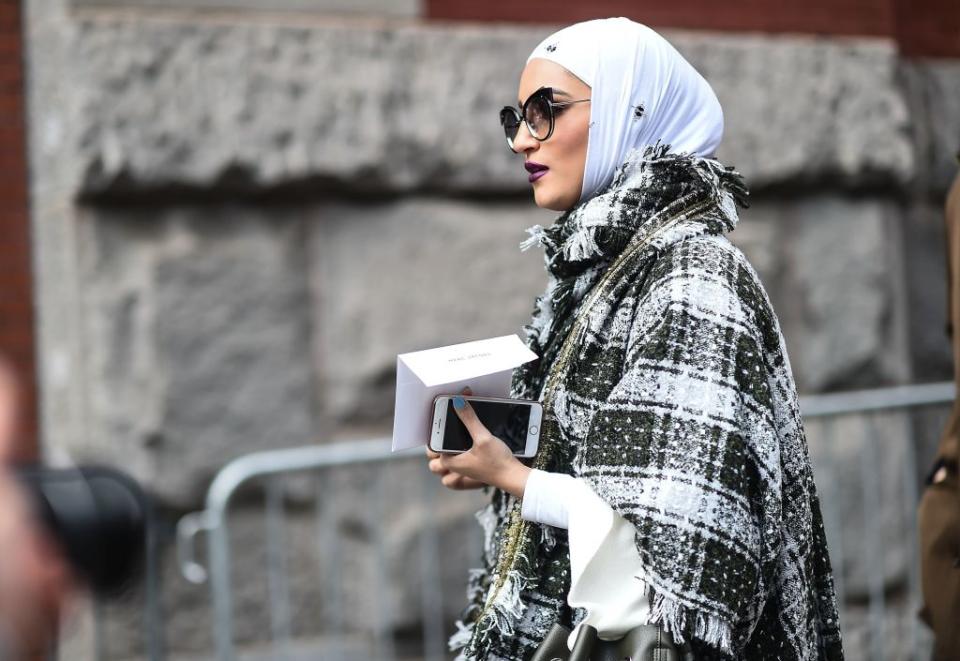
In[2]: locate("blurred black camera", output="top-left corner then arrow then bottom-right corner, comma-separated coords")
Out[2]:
15,466 -> 148,597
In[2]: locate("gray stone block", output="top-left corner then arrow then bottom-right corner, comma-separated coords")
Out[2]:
69,17 -> 914,196
71,18 -> 536,195
66,192 -> 913,503
23,0 -> 91,461
681,33 -> 914,188
806,411 -> 916,603
901,59 -> 960,197
310,198 -> 553,427
840,596 -> 934,661
72,207 -> 317,507
902,201 -> 952,382
923,60 -> 960,195
733,195 -> 909,392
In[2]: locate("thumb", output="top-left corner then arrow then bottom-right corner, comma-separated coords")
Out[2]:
452,395 -> 489,441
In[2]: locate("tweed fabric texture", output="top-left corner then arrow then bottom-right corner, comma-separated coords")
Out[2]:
450,146 -> 843,661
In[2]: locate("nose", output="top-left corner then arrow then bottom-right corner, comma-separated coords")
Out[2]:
511,120 -> 538,154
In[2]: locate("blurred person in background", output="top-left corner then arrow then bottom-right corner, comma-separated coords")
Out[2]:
919,155 -> 960,661
427,17 -> 842,661
0,359 -> 73,659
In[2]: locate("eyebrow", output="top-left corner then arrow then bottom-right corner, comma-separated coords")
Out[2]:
518,87 -> 571,106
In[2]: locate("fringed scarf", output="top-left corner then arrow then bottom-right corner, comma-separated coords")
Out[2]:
450,145 -> 844,661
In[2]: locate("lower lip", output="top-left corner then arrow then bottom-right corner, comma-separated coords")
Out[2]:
528,170 -> 548,183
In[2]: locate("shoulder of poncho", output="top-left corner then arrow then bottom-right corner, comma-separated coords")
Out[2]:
641,232 -> 760,306
655,232 -> 747,278
625,231 -> 777,345
648,234 -> 771,315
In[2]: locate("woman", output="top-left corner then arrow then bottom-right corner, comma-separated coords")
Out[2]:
426,17 -> 843,661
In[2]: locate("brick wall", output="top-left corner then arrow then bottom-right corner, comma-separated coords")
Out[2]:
426,0 -> 960,58
893,0 -> 960,58
0,0 -> 37,459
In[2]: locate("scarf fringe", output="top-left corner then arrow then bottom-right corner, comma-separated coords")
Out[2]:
572,266 -> 603,301
466,568 -> 487,603
475,502 -> 499,558
488,569 -> 528,628
449,619 -> 475,653
531,280 -> 558,346
552,387 -> 570,424
562,220 -> 605,262
538,521 -> 557,552
521,224 -> 553,252
649,588 -> 734,654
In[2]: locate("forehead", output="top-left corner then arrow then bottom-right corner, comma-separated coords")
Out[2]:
518,58 -> 590,102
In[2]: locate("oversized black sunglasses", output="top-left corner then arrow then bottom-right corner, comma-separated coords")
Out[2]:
499,87 -> 590,151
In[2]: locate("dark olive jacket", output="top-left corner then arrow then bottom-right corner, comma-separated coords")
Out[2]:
919,168 -> 960,661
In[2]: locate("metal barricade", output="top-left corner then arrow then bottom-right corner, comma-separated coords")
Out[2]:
176,382 -> 955,661
800,381 -> 954,661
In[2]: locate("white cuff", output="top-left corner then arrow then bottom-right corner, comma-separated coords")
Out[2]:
520,469 -> 651,647
520,469 -> 578,529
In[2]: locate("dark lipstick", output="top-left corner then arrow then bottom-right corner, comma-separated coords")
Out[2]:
525,161 -> 549,183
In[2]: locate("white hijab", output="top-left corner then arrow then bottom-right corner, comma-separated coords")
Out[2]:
527,17 -> 724,203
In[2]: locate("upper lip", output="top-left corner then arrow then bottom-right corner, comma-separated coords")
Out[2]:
525,161 -> 549,173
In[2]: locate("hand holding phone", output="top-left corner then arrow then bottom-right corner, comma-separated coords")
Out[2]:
425,392 -> 540,498
429,395 -> 542,458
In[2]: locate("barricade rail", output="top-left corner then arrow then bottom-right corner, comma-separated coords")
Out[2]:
173,382 -> 955,661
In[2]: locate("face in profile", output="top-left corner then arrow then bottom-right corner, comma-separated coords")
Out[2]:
504,59 -> 592,212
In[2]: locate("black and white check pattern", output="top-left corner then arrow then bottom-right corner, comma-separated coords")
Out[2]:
452,146 -> 844,661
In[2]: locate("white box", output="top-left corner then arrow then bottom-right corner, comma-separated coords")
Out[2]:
391,334 -> 538,452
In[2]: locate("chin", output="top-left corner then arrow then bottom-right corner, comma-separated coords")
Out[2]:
533,185 -> 576,212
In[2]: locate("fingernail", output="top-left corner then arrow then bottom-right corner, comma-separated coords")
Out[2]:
453,396 -> 466,410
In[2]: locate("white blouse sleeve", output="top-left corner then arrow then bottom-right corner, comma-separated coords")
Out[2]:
521,469 -> 651,645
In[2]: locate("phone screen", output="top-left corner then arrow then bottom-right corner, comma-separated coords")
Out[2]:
443,400 -> 533,453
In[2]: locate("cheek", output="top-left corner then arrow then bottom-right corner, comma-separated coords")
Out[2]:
557,132 -> 588,192
558,124 -> 588,174
573,126 -> 589,167
535,118 -> 590,209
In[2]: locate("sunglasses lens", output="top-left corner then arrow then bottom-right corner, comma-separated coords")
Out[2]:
500,107 -> 522,149
524,93 -> 552,140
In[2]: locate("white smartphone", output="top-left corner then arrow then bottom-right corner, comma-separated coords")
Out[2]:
429,395 -> 542,458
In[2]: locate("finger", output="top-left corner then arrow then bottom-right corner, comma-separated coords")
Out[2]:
441,472 -> 461,489
441,472 -> 484,490
451,395 -> 490,442
438,450 -> 471,472
428,458 -> 450,476
454,476 -> 486,490
425,447 -> 441,460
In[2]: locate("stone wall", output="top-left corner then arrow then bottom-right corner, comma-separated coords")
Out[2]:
22,2 -> 960,659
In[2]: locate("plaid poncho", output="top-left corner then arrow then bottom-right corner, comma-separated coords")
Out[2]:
450,146 -> 844,661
